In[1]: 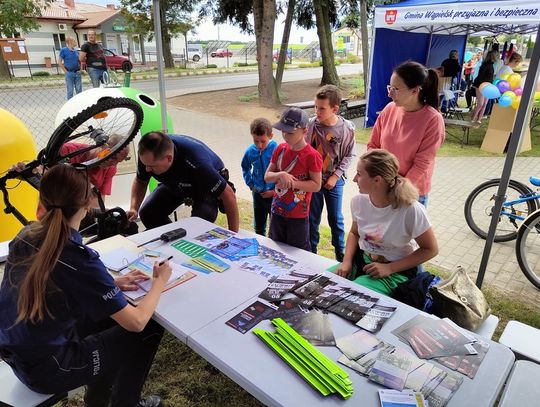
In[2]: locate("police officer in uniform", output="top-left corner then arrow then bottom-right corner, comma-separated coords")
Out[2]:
0,164 -> 171,407
127,131 -> 240,232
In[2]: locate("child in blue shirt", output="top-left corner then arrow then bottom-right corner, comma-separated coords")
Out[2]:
241,118 -> 278,235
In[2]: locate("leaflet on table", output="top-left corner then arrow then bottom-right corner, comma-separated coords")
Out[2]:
191,227 -> 235,248
356,304 -> 398,333
225,300 -> 277,334
120,258 -> 196,302
378,389 -> 427,407
181,252 -> 230,274
335,329 -> 463,407
258,267 -> 321,301
190,227 -> 298,279
392,315 -> 482,360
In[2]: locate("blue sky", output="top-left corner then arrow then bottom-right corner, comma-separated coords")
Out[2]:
85,0 -> 319,43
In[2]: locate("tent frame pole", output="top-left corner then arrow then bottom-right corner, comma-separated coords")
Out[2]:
364,20 -> 378,129
152,0 -> 169,132
476,26 -> 540,288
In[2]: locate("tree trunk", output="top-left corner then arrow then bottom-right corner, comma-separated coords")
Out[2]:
253,0 -> 279,107
275,0 -> 295,90
159,2 -> 174,68
313,0 -> 339,86
0,53 -> 10,79
360,0 -> 369,96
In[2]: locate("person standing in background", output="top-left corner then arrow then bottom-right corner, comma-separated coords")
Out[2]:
368,61 -> 445,207
80,30 -> 107,88
58,37 -> 82,100
307,85 -> 356,262
471,50 -> 497,123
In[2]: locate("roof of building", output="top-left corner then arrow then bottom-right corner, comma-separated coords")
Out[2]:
39,2 -> 87,21
75,9 -> 122,28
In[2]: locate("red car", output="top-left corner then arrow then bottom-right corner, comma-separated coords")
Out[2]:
103,49 -> 133,72
211,48 -> 233,58
81,49 -> 133,72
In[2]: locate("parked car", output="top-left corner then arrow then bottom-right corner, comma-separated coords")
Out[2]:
211,48 -> 233,58
103,49 -> 133,72
187,44 -> 202,62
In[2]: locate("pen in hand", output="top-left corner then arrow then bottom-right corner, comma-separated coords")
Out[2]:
158,255 -> 173,266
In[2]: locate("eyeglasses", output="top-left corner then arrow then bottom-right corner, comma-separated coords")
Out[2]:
387,85 -> 401,93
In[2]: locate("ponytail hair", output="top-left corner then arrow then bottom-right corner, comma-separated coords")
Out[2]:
394,61 -> 440,110
15,165 -> 92,324
360,149 -> 419,209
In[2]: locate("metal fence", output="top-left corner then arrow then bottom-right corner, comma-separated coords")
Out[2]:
0,76 -> 70,150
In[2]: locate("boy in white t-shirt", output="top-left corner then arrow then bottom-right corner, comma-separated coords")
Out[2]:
336,149 -> 438,296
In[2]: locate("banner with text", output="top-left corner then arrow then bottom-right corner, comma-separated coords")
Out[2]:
375,0 -> 540,28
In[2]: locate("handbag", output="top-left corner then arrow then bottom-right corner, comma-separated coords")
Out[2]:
429,266 -> 491,331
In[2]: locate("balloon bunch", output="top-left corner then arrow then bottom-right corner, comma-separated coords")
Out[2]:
480,73 -> 540,110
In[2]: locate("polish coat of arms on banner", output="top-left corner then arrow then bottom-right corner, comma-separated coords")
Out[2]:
385,10 -> 397,25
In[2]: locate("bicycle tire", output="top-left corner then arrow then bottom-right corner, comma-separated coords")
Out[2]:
42,97 -> 143,169
464,178 -> 537,242
516,209 -> 540,289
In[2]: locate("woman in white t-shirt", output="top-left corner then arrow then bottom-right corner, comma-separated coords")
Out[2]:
336,149 -> 438,295
497,52 -> 523,79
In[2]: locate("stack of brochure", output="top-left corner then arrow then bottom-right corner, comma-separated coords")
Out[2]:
392,315 -> 490,379
336,330 -> 464,407
253,318 -> 353,399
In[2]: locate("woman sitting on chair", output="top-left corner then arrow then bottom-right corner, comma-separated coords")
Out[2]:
0,164 -> 170,407
336,150 -> 438,296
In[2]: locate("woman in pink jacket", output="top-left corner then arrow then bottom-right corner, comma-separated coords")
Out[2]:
368,61 -> 445,206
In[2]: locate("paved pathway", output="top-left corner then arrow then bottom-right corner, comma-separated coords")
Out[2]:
151,106 -> 540,304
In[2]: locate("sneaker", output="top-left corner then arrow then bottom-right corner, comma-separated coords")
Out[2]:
137,395 -> 162,407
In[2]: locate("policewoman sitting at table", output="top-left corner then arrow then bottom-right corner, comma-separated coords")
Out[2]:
0,164 -> 171,407
336,149 -> 438,296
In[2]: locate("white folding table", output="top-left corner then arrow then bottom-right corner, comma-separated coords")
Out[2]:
97,217 -> 514,406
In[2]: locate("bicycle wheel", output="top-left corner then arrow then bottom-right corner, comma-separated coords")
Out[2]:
516,209 -> 540,289
41,97 -> 143,168
464,179 -> 537,242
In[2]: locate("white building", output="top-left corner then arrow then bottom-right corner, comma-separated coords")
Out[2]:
11,0 -> 188,70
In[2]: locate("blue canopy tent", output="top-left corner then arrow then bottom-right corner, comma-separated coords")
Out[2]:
366,0 -> 540,288
366,0 -> 540,127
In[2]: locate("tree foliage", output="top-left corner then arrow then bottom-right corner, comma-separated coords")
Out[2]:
121,0 -> 198,67
0,0 -> 52,37
0,0 -> 53,78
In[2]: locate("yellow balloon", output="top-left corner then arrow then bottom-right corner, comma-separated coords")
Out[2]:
503,91 -> 516,99
0,109 -> 39,241
500,73 -> 510,81
534,91 -> 540,100
508,73 -> 522,90
511,96 -> 521,110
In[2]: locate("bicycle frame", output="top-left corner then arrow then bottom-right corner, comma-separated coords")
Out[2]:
500,193 -> 540,221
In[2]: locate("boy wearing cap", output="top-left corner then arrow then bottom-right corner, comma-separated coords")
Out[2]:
265,107 -> 323,251
307,85 -> 356,262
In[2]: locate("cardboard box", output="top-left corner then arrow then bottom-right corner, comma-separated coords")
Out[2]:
481,104 -> 531,154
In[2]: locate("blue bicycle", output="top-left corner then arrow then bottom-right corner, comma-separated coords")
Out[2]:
464,177 -> 540,242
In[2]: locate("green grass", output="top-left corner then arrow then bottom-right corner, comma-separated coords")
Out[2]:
58,198 -> 540,405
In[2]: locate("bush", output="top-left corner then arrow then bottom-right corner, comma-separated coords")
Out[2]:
33,71 -> 51,77
299,62 -> 320,68
346,54 -> 360,64
206,64 -> 217,68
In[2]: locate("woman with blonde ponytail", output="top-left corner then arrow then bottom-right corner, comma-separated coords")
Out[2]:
336,150 -> 438,296
0,165 -> 170,407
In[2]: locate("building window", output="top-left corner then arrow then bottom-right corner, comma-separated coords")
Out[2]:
53,33 -> 66,50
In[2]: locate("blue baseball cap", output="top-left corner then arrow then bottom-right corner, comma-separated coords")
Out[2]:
273,107 -> 309,133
